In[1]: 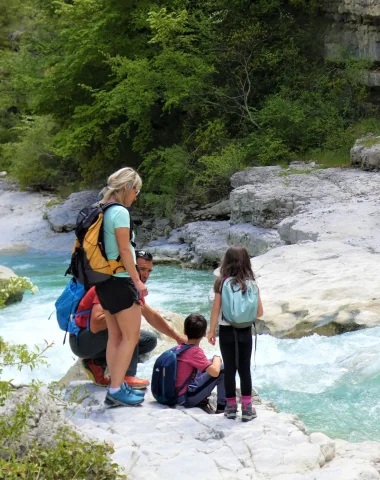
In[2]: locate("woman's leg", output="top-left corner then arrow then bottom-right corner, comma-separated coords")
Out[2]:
103,309 -> 122,385
109,303 -> 141,388
219,326 -> 237,399
237,327 -> 253,397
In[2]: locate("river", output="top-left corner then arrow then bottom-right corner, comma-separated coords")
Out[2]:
1,251 -> 380,443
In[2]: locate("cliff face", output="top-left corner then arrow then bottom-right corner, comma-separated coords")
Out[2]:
324,0 -> 380,87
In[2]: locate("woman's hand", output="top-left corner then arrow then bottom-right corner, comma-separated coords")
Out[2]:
134,279 -> 148,299
208,330 -> 216,345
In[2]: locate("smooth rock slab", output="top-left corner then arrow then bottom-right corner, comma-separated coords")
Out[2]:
66,381 -> 380,480
249,241 -> 380,337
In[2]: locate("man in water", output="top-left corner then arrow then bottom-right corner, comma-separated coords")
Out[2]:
69,250 -> 186,388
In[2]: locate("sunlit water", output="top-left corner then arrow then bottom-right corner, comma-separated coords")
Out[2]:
1,252 -> 380,442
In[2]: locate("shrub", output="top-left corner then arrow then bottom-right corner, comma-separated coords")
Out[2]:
3,116 -> 62,190
0,275 -> 38,307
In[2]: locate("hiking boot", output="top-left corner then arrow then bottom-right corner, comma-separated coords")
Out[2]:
224,402 -> 237,420
197,398 -> 214,414
82,360 -> 110,387
105,383 -> 145,407
241,403 -> 257,422
124,375 -> 149,390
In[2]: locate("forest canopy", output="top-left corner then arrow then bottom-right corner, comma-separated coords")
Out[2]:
0,0 -> 375,214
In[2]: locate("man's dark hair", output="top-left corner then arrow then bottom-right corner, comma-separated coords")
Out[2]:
135,250 -> 153,261
184,314 -> 207,340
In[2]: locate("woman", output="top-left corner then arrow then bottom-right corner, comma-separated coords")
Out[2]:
96,167 -> 148,406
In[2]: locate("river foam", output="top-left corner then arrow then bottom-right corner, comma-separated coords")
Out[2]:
2,252 -> 380,441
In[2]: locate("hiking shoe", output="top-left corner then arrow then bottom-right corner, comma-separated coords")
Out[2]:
224,402 -> 237,420
104,384 -> 144,406
242,403 -> 257,422
105,383 -> 144,407
197,398 -> 214,414
82,360 -> 110,387
124,376 -> 149,390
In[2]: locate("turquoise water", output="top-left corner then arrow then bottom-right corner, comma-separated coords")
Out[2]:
1,252 -> 380,442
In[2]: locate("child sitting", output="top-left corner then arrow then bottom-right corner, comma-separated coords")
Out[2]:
176,314 -> 226,413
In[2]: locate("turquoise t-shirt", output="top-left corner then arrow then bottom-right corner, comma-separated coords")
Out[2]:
103,205 -> 136,278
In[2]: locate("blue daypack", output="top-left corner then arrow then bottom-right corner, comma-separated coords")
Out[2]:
221,277 -> 259,328
55,278 -> 91,342
151,344 -> 195,406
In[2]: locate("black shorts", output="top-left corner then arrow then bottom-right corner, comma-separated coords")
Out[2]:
96,276 -> 139,314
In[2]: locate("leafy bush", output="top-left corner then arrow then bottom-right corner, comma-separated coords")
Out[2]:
3,116 -> 62,190
0,275 -> 37,307
194,143 -> 248,199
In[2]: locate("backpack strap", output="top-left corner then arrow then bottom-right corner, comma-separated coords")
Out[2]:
173,344 -> 197,394
101,202 -> 136,248
71,309 -> 92,331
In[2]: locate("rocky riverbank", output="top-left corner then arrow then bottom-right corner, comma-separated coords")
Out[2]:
2,162 -> 380,337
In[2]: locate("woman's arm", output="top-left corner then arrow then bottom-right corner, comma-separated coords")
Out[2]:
256,293 -> 263,318
115,227 -> 147,298
208,292 -> 221,345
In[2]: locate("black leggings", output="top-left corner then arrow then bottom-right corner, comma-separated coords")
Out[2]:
219,325 -> 252,398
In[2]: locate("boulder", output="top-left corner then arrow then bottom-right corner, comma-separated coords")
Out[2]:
351,136 -> 380,171
248,241 -> 380,337
192,199 -> 231,221
46,190 -> 99,232
0,171 -> 6,178
227,223 -> 283,256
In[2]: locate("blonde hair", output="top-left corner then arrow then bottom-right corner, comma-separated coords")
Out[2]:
99,167 -> 142,205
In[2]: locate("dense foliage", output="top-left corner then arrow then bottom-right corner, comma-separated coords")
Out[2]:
0,0 -> 375,213
0,335 -> 126,479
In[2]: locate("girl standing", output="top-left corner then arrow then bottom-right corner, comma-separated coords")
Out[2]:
96,167 -> 148,407
208,245 -> 263,421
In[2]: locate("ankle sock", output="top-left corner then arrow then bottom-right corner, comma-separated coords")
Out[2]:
109,386 -> 121,394
226,397 -> 236,408
242,395 -> 252,409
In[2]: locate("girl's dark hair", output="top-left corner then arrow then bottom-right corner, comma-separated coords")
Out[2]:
214,245 -> 255,293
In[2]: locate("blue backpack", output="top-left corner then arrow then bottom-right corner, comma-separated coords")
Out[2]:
55,278 -> 91,343
151,344 -> 195,406
221,277 -> 259,328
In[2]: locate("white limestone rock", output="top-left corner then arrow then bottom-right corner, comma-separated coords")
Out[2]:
64,380 -> 380,480
0,179 -> 74,252
250,241 -> 380,337
310,432 -> 336,462
227,223 -> 283,256
351,136 -> 380,171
